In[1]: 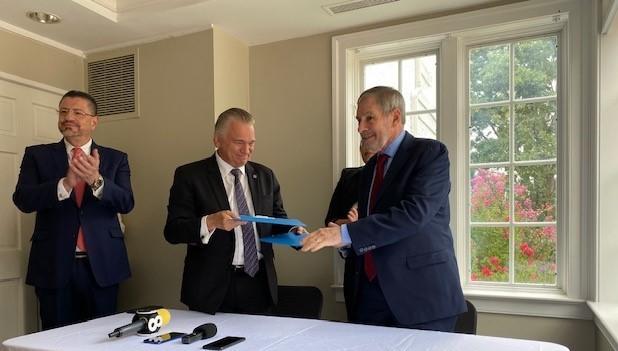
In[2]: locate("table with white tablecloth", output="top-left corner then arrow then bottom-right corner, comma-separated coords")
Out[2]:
2,309 -> 569,351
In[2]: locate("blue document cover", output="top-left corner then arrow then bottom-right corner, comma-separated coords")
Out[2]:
239,215 -> 305,227
260,232 -> 307,247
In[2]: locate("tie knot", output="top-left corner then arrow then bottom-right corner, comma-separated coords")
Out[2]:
231,168 -> 242,179
71,147 -> 85,158
377,153 -> 389,165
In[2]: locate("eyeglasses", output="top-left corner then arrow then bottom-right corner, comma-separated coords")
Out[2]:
57,108 -> 95,118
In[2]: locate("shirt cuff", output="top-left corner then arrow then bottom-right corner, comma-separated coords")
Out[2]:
92,182 -> 104,199
340,224 -> 352,247
57,178 -> 71,201
200,215 -> 216,244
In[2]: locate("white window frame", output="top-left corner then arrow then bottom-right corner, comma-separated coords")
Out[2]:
331,0 -> 594,319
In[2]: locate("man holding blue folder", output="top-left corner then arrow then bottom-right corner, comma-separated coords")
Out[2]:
303,87 -> 465,331
164,108 -> 299,315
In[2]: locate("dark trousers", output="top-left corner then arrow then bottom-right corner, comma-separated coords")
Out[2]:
35,257 -> 118,330
218,260 -> 272,315
354,269 -> 457,332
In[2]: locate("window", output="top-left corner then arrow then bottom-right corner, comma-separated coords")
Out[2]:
467,36 -> 559,286
362,53 -> 438,139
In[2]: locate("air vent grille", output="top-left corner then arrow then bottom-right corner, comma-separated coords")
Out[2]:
323,0 -> 399,15
87,54 -> 136,116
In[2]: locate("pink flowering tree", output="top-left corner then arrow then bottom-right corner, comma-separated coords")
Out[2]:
470,168 -> 556,284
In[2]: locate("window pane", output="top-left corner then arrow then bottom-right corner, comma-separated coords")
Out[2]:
470,167 -> 509,222
514,37 -> 558,99
515,226 -> 557,284
364,61 -> 398,90
471,226 -> 509,282
514,165 -> 556,222
514,101 -> 557,161
406,113 -> 436,139
470,105 -> 509,163
402,55 -> 437,112
469,44 -> 510,104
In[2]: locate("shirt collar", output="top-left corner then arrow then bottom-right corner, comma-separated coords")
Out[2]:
215,151 -> 246,177
382,130 -> 406,158
64,138 -> 93,156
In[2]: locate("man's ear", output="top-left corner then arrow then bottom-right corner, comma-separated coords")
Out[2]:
390,107 -> 402,125
91,116 -> 99,130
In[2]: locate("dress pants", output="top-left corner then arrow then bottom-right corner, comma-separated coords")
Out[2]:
218,260 -> 272,315
35,256 -> 118,330
354,261 -> 457,332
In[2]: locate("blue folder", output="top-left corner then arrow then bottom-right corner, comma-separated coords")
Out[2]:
239,215 -> 306,227
260,232 -> 307,247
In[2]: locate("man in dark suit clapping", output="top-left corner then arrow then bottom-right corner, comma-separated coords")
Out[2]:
13,90 -> 134,330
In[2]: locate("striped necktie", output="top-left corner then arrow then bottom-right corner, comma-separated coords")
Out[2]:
231,168 -> 259,277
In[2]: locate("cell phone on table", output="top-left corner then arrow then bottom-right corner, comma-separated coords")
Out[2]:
143,332 -> 185,344
202,336 -> 246,350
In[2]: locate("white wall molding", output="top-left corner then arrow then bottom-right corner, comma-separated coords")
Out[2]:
0,21 -> 84,58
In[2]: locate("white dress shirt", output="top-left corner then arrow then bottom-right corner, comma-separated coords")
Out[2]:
199,152 -> 262,265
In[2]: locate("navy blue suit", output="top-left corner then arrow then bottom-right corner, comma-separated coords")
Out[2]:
345,132 -> 465,327
13,140 -> 133,328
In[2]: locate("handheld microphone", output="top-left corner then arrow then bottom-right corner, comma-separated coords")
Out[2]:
181,323 -> 217,344
108,308 -> 171,338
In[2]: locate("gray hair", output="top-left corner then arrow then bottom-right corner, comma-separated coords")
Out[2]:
214,108 -> 255,135
358,86 -> 406,124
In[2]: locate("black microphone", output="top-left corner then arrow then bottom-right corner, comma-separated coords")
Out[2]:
108,308 -> 171,338
181,323 -> 217,344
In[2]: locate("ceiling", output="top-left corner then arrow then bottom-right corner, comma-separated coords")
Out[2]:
0,0 -> 520,55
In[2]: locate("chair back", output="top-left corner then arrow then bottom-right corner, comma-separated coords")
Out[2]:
276,285 -> 323,319
454,299 -> 477,334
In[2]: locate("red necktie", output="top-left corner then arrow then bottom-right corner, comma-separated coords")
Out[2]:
71,148 -> 87,252
365,153 -> 388,281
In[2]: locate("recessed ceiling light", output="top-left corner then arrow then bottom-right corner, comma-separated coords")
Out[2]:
26,11 -> 61,24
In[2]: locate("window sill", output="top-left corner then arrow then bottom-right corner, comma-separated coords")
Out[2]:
587,302 -> 618,350
331,285 -> 592,319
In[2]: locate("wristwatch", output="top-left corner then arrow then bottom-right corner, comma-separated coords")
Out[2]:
90,175 -> 104,191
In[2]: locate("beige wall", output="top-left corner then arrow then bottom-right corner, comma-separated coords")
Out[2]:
250,33 -> 346,320
479,313 -> 594,351
596,327 -> 614,351
0,29 -> 83,90
92,29 -> 216,311
213,27 -> 249,115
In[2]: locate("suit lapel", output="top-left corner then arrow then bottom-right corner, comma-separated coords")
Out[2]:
380,132 -> 414,194
367,132 -> 415,210
245,162 -> 261,214
204,155 -> 230,210
51,140 -> 68,178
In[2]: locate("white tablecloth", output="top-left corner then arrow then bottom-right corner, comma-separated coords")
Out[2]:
2,309 -> 569,351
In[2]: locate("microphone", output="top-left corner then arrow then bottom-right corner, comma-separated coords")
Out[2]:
181,323 -> 217,344
108,308 -> 171,338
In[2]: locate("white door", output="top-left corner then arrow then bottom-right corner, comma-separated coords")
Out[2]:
0,75 -> 63,341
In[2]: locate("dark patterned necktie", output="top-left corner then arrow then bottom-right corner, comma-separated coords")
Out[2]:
71,147 -> 87,252
365,153 -> 389,281
231,169 -> 259,277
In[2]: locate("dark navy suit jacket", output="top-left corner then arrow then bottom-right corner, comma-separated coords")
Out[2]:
345,132 -> 466,325
13,140 -> 134,289
164,154 -> 289,314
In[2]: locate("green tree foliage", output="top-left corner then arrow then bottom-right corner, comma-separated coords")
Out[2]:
469,37 -> 558,285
